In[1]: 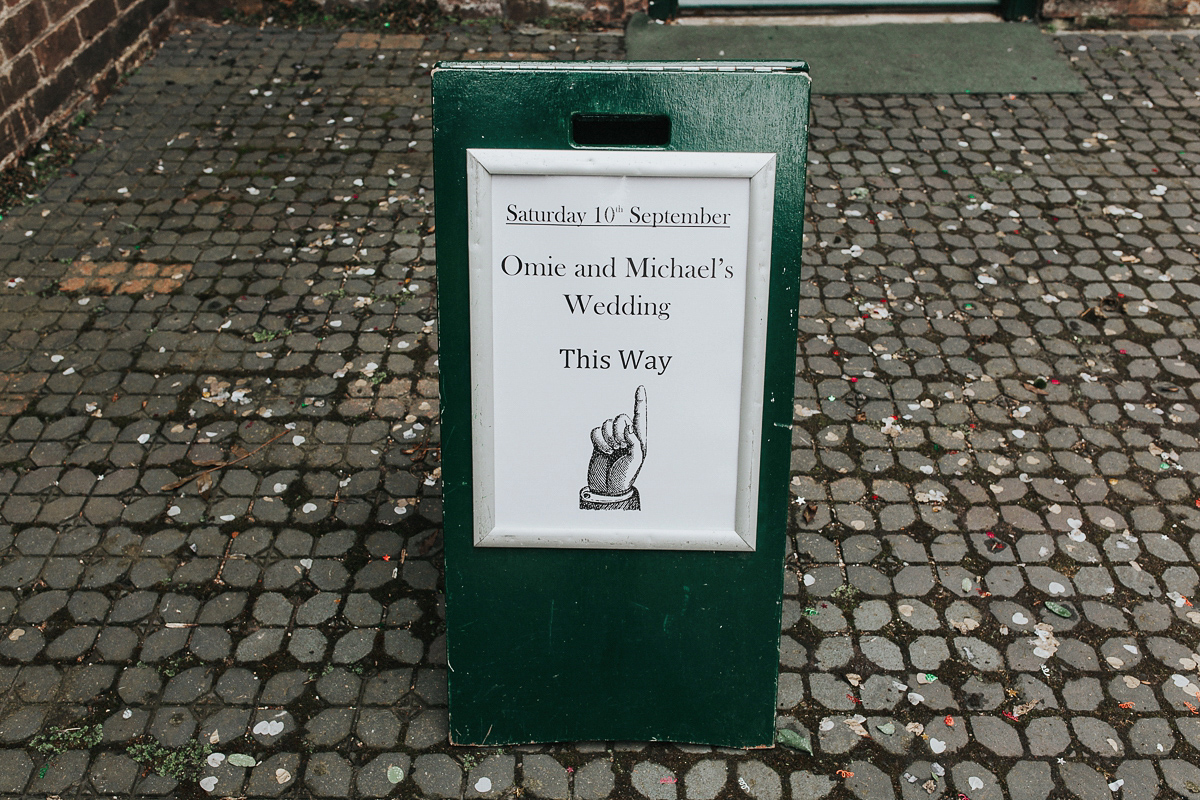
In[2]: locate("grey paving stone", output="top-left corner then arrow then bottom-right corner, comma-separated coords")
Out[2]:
631,761 -> 677,800
790,770 -> 834,800
575,758 -> 616,800
404,708 -> 448,749
737,761 -> 781,800
814,637 -> 853,670
1113,760 -> 1160,800
234,628 -> 285,661
817,714 -> 863,755
356,752 -> 410,798
246,753 -> 300,797
304,708 -> 353,747
288,628 -> 327,662
1058,762 -> 1116,800
305,752 -> 353,797
853,599 -> 892,629
1129,717 -> 1174,755
1006,761 -> 1053,800
0,748 -> 34,793
970,715 -> 1023,757
951,762 -> 1002,800
357,709 -> 402,748
861,635 -> 904,670
466,754 -> 516,798
522,753 -> 568,800
0,705 -> 47,742
1073,717 -> 1125,756
908,636 -> 950,670
1026,717 -> 1071,757
845,760 -> 894,800
777,671 -> 804,709
29,749 -> 89,795
683,759 -> 725,800
1162,759 -> 1200,800
810,673 -> 857,710
260,670 -> 309,705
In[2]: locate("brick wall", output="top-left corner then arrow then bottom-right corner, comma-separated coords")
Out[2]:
1040,0 -> 1197,26
431,0 -> 645,24
0,0 -> 174,169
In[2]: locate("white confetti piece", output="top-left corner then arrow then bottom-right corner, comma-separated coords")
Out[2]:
299,559 -> 313,569
929,738 -> 946,754
253,720 -> 285,736
969,777 -> 984,790
475,777 -> 493,792
302,503 -> 318,514
200,776 -> 218,792
207,753 -> 225,768
293,435 -> 306,446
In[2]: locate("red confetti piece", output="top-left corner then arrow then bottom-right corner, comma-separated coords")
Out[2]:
1119,702 -> 1134,709
837,770 -> 855,778
944,716 -> 955,727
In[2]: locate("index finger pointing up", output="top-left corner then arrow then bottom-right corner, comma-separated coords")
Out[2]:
633,385 -> 647,450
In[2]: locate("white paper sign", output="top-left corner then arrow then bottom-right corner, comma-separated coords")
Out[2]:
467,150 -> 775,550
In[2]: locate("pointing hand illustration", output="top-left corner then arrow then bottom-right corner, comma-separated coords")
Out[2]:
580,386 -> 647,511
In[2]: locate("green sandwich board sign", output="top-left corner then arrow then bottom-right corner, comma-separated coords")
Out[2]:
432,61 -> 810,747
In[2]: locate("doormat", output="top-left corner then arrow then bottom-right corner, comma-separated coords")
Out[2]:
625,14 -> 1083,94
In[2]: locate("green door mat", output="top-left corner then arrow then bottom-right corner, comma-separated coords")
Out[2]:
625,14 -> 1083,94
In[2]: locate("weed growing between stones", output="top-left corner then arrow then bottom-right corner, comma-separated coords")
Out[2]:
28,724 -> 104,757
126,738 -> 214,782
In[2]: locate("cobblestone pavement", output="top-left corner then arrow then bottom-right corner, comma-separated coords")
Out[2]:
0,17 -> 1198,800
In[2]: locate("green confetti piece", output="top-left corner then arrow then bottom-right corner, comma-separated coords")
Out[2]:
925,673 -> 938,683
227,754 -> 257,768
387,765 -> 405,784
876,722 -> 896,736
776,728 -> 812,754
1044,601 -> 1073,619
961,578 -> 973,593
39,766 -> 47,779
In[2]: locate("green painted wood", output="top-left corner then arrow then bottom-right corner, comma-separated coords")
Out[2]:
432,62 -> 810,747
647,0 -> 678,20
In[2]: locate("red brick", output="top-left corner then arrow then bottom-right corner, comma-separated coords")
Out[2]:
31,62 -> 79,121
0,115 -> 18,164
34,17 -> 81,75
75,0 -> 117,39
1125,0 -> 1168,13
6,52 -> 39,97
42,0 -> 79,22
0,1 -> 48,60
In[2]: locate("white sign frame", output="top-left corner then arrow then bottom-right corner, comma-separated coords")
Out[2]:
466,148 -> 776,551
